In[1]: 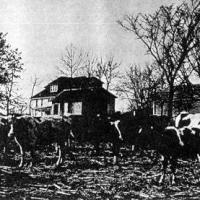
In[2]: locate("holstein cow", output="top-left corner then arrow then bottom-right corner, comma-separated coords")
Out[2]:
134,115 -> 170,150
144,111 -> 200,184
69,114 -> 123,164
8,115 -> 71,168
89,114 -> 123,164
113,111 -> 143,151
113,112 -> 170,152
175,111 -> 200,161
156,126 -> 200,184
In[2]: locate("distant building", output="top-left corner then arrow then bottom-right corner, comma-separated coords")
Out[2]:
30,76 -> 116,119
153,83 -> 200,116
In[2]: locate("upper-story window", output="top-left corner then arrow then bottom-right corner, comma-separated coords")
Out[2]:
50,85 -> 58,93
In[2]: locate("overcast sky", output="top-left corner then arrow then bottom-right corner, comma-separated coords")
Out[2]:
0,0 -> 179,111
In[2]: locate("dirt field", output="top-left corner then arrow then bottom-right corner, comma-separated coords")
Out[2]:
0,144 -> 200,200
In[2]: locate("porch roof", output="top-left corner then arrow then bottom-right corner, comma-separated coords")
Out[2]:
53,88 -> 116,103
33,106 -> 51,112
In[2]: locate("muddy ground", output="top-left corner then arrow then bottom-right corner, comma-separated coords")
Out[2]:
0,144 -> 200,200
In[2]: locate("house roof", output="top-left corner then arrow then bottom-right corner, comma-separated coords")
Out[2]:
45,76 -> 103,89
52,88 -> 116,103
33,106 -> 51,112
31,88 -> 55,99
31,76 -> 103,99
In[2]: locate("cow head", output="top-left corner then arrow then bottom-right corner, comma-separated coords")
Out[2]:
110,120 -> 123,141
7,115 -> 30,139
175,111 -> 189,128
165,126 -> 184,147
7,115 -> 16,139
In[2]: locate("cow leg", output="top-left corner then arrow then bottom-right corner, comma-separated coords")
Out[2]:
67,137 -> 71,148
53,143 -> 59,154
94,142 -> 100,156
2,143 -> 8,164
197,154 -> 200,162
113,155 -> 118,165
29,148 -> 37,169
14,137 -> 24,168
55,145 -> 63,167
113,142 -> 120,165
170,157 -> 177,185
159,156 -> 168,184
60,144 -> 66,165
100,143 -> 107,164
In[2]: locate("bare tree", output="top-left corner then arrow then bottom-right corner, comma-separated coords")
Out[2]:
57,43 -> 85,78
94,56 -> 121,90
29,75 -> 42,114
118,0 -> 200,117
103,56 -> 121,90
95,57 -> 105,80
82,52 -> 98,78
12,96 -> 28,114
57,44 -> 120,91
188,32 -> 200,79
116,63 -> 164,112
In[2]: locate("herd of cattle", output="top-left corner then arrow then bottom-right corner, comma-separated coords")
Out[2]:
0,111 -> 200,185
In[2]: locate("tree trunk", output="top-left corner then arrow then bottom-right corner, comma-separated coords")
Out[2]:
6,100 -> 9,115
168,85 -> 174,119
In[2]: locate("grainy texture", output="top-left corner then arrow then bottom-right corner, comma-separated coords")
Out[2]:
1,144 -> 200,199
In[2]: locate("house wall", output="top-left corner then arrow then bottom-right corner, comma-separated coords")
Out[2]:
31,94 -> 115,117
31,97 -> 52,117
152,101 -> 168,116
107,98 -> 115,114
82,95 -> 114,121
51,103 -> 60,115
54,93 -> 115,121
185,101 -> 200,114
152,100 -> 200,116
57,101 -> 83,116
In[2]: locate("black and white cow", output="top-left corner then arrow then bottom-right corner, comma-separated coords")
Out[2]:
68,114 -> 123,164
8,115 -> 71,168
175,111 -> 200,161
112,112 -> 170,152
175,111 -> 200,131
156,125 -> 200,184
147,111 -> 200,184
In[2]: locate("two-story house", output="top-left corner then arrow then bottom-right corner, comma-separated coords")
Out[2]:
30,76 -> 116,119
152,83 -> 200,116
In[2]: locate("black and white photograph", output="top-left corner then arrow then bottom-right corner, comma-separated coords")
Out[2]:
0,0 -> 200,199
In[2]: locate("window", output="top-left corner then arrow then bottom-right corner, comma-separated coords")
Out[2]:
107,103 -> 114,114
68,102 -> 82,114
73,102 -> 82,114
107,103 -> 112,114
68,103 -> 73,114
50,85 -> 58,93
53,104 -> 59,115
64,103 -> 68,115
